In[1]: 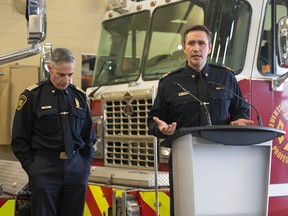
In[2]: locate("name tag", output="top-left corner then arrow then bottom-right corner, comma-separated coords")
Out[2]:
41,106 -> 52,110
178,92 -> 188,96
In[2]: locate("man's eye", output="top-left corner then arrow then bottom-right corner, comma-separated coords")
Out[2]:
188,42 -> 196,46
199,41 -> 206,46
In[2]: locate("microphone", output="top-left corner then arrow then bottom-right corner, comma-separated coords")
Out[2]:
208,81 -> 263,126
174,82 -> 212,126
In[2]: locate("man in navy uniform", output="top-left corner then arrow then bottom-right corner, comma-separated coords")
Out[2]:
11,48 -> 96,216
147,25 -> 254,215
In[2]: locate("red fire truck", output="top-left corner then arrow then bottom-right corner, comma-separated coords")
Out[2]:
83,0 -> 288,215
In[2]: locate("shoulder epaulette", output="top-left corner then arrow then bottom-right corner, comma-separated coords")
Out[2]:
71,84 -> 86,94
26,81 -> 45,91
209,63 -> 234,74
160,67 -> 184,80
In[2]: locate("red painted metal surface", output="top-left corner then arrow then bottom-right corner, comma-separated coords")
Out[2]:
239,79 -> 288,216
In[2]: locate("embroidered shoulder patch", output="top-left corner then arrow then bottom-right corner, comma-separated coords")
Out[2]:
16,95 -> 27,110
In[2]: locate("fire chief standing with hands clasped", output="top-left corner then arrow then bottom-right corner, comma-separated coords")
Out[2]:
11,48 -> 96,216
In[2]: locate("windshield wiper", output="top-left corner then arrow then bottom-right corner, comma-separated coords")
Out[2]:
88,76 -> 120,98
88,73 -> 138,98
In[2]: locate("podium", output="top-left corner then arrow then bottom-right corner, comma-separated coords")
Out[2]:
160,126 -> 285,216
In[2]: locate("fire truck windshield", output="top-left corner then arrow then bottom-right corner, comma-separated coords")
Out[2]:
143,0 -> 251,80
92,10 -> 149,87
91,0 -> 251,87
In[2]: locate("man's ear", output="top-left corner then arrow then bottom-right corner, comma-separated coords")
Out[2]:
208,43 -> 212,54
47,64 -> 52,71
182,43 -> 186,53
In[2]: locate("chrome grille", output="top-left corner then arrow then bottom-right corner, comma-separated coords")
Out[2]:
105,139 -> 154,169
102,89 -> 155,170
106,99 -> 152,135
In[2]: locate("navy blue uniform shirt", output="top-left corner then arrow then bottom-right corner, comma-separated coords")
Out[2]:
11,78 -> 96,172
148,63 -> 250,138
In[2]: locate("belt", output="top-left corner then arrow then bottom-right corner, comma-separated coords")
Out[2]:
33,149 -> 79,160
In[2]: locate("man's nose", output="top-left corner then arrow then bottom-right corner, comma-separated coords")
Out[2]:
64,75 -> 71,82
193,43 -> 200,50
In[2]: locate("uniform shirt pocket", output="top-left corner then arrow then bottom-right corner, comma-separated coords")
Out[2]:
171,96 -> 199,126
173,96 -> 197,110
210,89 -> 232,100
70,107 -> 87,137
37,109 -> 61,135
209,90 -> 232,120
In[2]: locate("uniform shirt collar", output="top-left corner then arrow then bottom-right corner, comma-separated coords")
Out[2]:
184,62 -> 210,80
45,78 -> 58,95
46,76 -> 69,95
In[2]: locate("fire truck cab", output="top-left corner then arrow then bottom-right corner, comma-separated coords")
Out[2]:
84,0 -> 288,215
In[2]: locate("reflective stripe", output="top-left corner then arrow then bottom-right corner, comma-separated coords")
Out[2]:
90,185 -> 110,215
115,189 -> 123,197
83,203 -> 92,216
85,185 -> 124,216
84,185 -> 101,216
139,191 -> 170,215
0,199 -> 16,216
84,185 -> 170,215
158,192 -> 170,215
84,185 -> 109,216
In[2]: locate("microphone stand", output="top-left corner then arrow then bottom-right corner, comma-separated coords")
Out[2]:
175,83 -> 212,126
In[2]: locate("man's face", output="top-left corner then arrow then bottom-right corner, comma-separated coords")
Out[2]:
48,61 -> 75,90
183,30 -> 212,71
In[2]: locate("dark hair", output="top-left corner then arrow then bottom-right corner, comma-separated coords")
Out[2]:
50,48 -> 75,66
183,25 -> 212,44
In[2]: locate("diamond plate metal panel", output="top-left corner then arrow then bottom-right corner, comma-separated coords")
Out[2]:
0,160 -> 28,195
89,166 -> 169,188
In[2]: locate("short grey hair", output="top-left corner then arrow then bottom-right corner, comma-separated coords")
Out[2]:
50,48 -> 75,66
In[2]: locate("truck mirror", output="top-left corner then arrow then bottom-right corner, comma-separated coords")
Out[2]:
277,16 -> 288,68
0,0 -> 46,65
26,0 -> 47,45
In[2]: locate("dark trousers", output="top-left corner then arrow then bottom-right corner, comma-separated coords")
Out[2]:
28,152 -> 91,216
